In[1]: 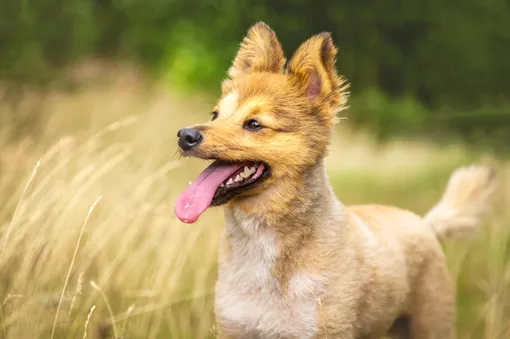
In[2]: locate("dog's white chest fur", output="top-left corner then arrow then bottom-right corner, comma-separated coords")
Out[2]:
215,209 -> 325,339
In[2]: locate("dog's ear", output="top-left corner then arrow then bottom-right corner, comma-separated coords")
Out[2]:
227,22 -> 286,79
288,32 -> 347,108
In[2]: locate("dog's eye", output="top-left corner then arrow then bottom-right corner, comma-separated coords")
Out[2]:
211,111 -> 218,121
244,119 -> 263,131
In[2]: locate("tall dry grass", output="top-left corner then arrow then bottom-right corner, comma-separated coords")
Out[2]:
0,64 -> 508,338
0,68 -> 223,339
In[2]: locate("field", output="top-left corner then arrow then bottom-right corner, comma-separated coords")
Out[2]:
0,66 -> 509,339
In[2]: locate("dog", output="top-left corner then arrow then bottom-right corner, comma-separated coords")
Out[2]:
174,22 -> 497,339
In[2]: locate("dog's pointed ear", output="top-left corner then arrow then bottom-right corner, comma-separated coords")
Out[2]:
288,32 -> 348,108
227,22 -> 286,79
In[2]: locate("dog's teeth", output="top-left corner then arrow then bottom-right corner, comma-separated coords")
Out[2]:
234,174 -> 242,182
244,166 -> 251,176
250,166 -> 256,174
227,178 -> 233,185
241,166 -> 250,179
220,183 -> 225,187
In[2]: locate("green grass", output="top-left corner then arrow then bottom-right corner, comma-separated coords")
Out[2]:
0,66 -> 508,338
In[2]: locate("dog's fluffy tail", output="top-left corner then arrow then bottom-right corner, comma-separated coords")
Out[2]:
424,165 -> 497,240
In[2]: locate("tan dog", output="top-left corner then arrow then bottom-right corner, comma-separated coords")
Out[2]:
174,22 -> 497,339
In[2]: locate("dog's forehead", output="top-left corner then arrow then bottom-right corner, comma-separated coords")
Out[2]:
218,91 -> 239,117
216,73 -> 291,117
217,90 -> 269,118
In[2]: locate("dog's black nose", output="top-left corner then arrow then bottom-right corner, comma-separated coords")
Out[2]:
177,128 -> 203,151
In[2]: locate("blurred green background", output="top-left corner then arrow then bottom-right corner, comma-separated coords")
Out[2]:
1,0 -> 509,145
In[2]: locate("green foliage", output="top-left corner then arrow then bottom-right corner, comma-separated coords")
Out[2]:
0,0 -> 509,141
0,0 -> 97,83
349,89 -> 428,139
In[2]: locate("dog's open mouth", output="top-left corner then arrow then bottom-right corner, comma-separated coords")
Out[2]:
175,160 -> 270,223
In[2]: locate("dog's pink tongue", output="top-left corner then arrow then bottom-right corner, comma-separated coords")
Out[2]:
175,162 -> 242,223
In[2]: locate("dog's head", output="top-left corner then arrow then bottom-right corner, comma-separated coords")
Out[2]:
175,22 -> 348,223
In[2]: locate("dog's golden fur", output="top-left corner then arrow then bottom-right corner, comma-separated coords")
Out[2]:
178,22 -> 497,338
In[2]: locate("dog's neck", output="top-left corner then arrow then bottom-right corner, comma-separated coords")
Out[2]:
223,158 -> 344,291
